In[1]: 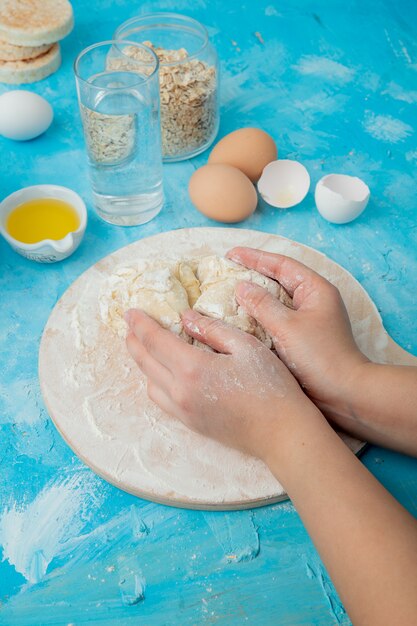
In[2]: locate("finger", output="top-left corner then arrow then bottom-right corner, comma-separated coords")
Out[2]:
126,332 -> 172,392
235,281 -> 292,335
227,246 -> 328,307
125,309 -> 196,372
147,380 -> 201,438
181,309 -> 259,354
147,380 -> 177,417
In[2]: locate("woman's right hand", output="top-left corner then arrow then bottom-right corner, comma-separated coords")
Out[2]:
227,247 -> 369,421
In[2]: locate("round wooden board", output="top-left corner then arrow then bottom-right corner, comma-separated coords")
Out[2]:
39,228 -> 416,510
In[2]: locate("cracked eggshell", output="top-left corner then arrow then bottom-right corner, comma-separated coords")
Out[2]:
315,174 -> 370,224
257,159 -> 310,208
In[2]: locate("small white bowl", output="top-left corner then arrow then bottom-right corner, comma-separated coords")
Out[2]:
315,174 -> 370,224
0,185 -> 87,263
257,159 -> 310,208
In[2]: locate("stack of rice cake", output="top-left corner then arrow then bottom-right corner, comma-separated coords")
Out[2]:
0,0 -> 73,83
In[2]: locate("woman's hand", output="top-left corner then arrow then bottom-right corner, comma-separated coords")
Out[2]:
125,308 -> 321,464
227,247 -> 368,420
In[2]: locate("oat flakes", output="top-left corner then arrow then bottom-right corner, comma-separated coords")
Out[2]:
121,41 -> 217,158
80,103 -> 136,164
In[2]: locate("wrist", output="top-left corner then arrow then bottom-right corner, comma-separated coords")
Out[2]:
262,399 -> 330,474
319,351 -> 371,423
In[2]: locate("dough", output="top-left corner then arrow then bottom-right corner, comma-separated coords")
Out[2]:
99,255 -> 293,347
193,255 -> 292,348
174,261 -> 201,307
99,260 -> 191,340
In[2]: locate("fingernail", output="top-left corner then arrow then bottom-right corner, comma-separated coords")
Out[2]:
182,309 -> 200,323
236,280 -> 255,298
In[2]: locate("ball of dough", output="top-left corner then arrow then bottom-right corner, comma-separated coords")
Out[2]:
208,128 -> 278,183
100,255 -> 293,350
99,261 -> 191,340
193,255 -> 291,347
188,164 -> 257,223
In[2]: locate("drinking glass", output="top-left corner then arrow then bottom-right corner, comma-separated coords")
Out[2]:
74,41 -> 163,226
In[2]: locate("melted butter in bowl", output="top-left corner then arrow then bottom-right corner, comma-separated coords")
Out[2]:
0,185 -> 87,263
7,198 -> 80,244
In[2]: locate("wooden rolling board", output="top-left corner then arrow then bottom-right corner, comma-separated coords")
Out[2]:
39,228 -> 417,510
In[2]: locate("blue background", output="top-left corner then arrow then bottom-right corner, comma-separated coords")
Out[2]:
1,0 -> 417,624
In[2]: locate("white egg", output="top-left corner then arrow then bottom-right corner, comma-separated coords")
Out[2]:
315,174 -> 370,224
257,159 -> 310,208
0,90 -> 53,141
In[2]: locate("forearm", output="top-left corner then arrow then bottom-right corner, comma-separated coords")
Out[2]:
266,408 -> 417,625
325,363 -> 417,456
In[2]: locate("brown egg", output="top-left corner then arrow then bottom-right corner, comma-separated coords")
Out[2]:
208,127 -> 278,183
188,164 -> 257,223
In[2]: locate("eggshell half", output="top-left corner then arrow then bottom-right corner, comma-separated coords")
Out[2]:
208,127 -> 277,183
189,164 -> 257,223
257,159 -> 310,208
315,174 -> 370,224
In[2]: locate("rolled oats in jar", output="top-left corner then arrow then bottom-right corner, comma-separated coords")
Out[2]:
115,13 -> 220,162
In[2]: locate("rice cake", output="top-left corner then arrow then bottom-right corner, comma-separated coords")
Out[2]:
0,42 -> 61,84
0,38 -> 51,61
0,0 -> 73,46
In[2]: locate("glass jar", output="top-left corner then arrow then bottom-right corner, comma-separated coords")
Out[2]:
115,13 -> 219,162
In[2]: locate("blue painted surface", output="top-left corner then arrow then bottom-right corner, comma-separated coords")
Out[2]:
1,0 -> 417,623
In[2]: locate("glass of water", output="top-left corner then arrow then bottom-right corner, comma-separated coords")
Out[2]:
74,41 -> 163,226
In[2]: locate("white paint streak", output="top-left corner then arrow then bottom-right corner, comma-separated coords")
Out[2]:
405,149 -> 417,162
360,71 -> 381,92
384,31 -> 413,64
382,81 -> 417,104
0,378 -> 45,426
292,55 -> 354,83
221,39 -> 287,112
220,65 -> 251,107
399,40 -> 412,64
384,173 -> 417,210
265,5 -> 281,17
206,26 -> 220,37
363,112 -> 413,143
0,472 -> 105,583
294,92 -> 347,117
384,29 -> 401,60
